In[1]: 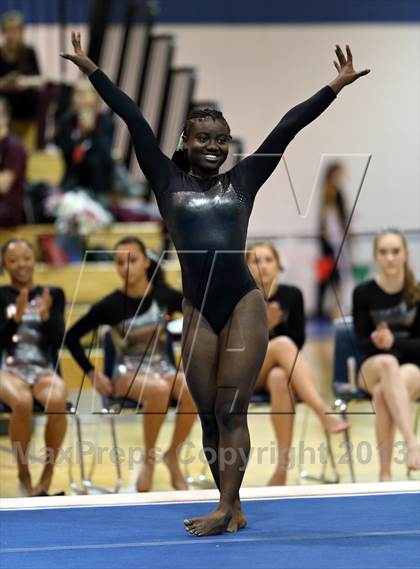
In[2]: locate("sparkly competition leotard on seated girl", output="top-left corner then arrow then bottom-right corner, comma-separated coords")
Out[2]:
0,286 -> 65,385
89,69 -> 336,334
65,283 -> 182,379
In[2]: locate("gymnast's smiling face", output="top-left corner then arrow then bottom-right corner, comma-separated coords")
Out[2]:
185,119 -> 231,177
3,241 -> 35,287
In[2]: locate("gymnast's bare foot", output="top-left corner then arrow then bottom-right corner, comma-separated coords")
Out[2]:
163,450 -> 188,490
184,507 -> 232,537
18,468 -> 33,496
267,466 -> 287,486
136,459 -> 155,492
227,498 -> 247,532
407,444 -> 420,471
322,413 -> 349,434
379,472 -> 392,482
33,464 -> 54,496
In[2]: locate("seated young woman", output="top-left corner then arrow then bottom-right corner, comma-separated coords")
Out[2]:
353,228 -> 420,479
247,241 -> 348,485
66,236 -> 197,491
0,238 -> 67,496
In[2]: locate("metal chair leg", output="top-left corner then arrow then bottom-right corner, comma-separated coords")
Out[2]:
68,411 -> 89,495
334,398 -> 356,483
298,406 -> 340,484
69,410 -> 123,494
324,431 -> 340,483
183,439 -> 216,489
81,410 -> 123,494
299,435 -> 340,483
342,416 -> 356,483
109,413 -> 123,492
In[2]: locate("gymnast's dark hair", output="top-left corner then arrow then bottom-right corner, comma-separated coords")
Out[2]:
1,238 -> 34,263
113,236 -> 166,286
171,107 -> 231,173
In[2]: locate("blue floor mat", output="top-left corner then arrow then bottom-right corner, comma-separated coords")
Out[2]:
1,492 -> 419,569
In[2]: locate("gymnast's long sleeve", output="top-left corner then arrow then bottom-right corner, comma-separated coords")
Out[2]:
235,85 -> 336,198
88,68 -> 175,195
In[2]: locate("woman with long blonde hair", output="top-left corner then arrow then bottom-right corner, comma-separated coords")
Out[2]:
353,228 -> 420,479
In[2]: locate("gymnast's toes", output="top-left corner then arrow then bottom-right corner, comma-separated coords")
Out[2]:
185,511 -> 232,537
184,516 -> 199,527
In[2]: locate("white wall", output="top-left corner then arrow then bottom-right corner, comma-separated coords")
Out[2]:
21,23 -> 420,310
155,24 -> 420,239
24,23 -> 419,238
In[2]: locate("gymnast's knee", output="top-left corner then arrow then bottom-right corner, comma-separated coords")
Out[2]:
215,401 -> 247,433
199,412 -> 218,437
271,335 -> 298,354
11,391 -> 33,415
377,354 -> 399,374
266,367 -> 289,393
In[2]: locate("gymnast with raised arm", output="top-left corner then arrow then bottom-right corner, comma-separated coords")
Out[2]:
62,32 -> 369,536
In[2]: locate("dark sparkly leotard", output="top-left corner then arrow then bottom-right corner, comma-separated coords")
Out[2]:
89,69 -> 336,334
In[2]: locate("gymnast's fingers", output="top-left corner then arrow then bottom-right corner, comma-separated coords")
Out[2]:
335,44 -> 346,66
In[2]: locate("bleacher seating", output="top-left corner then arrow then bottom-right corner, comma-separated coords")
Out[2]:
0,228 -> 182,390
0,222 -> 164,259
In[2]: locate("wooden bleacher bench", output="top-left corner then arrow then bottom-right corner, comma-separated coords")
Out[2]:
0,260 -> 182,305
0,260 -> 182,390
0,222 -> 164,259
0,217 -> 181,391
27,149 -> 64,185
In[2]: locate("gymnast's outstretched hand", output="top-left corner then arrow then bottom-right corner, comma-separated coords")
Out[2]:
329,44 -> 370,94
60,31 -> 98,76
